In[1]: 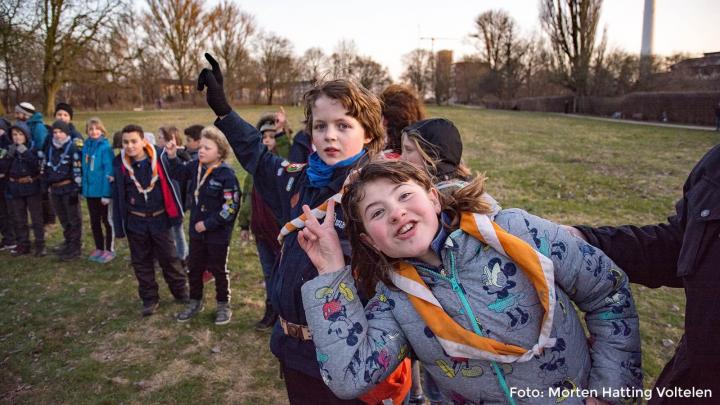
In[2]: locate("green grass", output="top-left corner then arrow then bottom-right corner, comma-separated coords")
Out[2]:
1,105 -> 716,403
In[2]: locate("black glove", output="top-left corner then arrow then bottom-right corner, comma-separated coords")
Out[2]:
197,53 -> 231,117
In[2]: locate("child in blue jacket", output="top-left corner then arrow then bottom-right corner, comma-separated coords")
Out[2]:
82,117 -> 115,263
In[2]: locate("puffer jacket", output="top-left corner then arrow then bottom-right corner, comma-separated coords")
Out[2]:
302,208 -> 642,404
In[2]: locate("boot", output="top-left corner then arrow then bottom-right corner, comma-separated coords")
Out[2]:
34,242 -> 46,257
11,245 -> 30,256
254,302 -> 278,331
176,299 -> 204,322
215,302 -> 232,325
59,244 -> 81,261
52,242 -> 68,255
141,301 -> 159,317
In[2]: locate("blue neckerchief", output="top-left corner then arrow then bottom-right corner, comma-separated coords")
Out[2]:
306,149 -> 366,188
47,138 -> 72,172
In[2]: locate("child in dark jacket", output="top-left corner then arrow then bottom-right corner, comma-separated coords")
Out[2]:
165,126 -> 240,325
198,53 -> 385,403
6,122 -> 45,257
44,120 -> 84,261
0,118 -> 17,251
82,117 -> 115,263
112,124 -> 189,316
6,121 -> 45,256
237,114 -> 289,330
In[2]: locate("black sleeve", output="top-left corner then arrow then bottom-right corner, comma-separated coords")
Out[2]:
575,217 -> 684,288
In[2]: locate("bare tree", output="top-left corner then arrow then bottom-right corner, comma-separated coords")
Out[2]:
143,0 -> 211,101
540,0 -> 603,98
350,56 -> 391,92
300,47 -> 327,84
471,9 -> 529,99
36,0 -> 125,113
208,0 -> 255,101
257,32 -> 296,105
1,0 -> 37,108
330,39 -> 357,79
401,49 -> 433,98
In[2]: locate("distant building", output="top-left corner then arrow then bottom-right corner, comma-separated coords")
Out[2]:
669,51 -> 720,79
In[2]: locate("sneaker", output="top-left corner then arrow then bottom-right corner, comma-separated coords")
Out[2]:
88,249 -> 103,262
215,302 -> 232,325
141,301 -> 159,317
52,243 -> 68,255
11,246 -> 30,257
97,250 -> 116,263
176,299 -> 204,322
202,271 -> 214,284
0,243 -> 17,251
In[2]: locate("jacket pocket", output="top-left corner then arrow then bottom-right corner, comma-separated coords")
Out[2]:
677,176 -> 720,277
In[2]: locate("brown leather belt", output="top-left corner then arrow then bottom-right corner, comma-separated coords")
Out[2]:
50,179 -> 73,188
129,209 -> 166,218
279,316 -> 312,341
9,176 -> 37,184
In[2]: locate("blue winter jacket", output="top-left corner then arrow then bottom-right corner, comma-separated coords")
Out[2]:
215,111 -> 357,378
26,113 -> 48,147
81,136 -> 114,198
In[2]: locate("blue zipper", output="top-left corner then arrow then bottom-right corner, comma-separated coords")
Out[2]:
417,237 -> 516,405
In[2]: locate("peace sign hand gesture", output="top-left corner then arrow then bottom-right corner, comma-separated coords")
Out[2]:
297,199 -> 346,275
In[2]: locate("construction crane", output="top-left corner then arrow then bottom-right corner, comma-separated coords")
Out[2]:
420,37 -> 459,54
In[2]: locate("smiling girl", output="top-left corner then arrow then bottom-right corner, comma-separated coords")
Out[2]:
297,159 -> 643,404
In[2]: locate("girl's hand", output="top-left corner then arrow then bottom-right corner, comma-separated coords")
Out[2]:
195,221 -> 206,233
275,106 -> 287,130
297,199 -> 345,275
165,134 -> 178,159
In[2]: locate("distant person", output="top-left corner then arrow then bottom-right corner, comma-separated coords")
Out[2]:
43,120 -> 84,261
183,124 -> 204,161
6,122 -> 44,256
0,119 -> 17,252
380,84 -> 426,154
157,126 -> 190,270
82,117 -> 115,263
52,102 -> 83,140
565,144 -> 720,404
13,102 -> 47,148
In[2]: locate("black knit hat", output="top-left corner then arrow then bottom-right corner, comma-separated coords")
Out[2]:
402,118 -> 463,178
55,102 -> 74,119
52,120 -> 72,135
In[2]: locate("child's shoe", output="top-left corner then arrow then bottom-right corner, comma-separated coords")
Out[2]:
34,243 -> 47,257
0,242 -> 17,251
11,246 -> 30,256
176,299 -> 204,322
141,301 -> 159,317
215,302 -> 232,325
88,249 -> 103,262
98,250 -> 116,263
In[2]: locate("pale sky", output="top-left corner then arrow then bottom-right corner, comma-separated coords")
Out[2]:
155,0 -> 720,80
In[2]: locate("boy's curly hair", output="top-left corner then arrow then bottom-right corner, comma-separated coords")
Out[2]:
303,79 -> 385,157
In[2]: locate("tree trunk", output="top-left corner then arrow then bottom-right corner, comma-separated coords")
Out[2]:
267,87 -> 274,105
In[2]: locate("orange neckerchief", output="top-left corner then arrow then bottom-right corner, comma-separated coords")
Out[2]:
389,212 -> 556,363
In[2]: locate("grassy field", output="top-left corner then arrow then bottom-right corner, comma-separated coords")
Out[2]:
1,105 -> 717,404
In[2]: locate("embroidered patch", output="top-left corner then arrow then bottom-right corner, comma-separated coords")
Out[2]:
209,179 -> 222,187
219,210 -> 230,219
285,177 -> 295,192
223,192 -> 233,200
286,163 -> 306,173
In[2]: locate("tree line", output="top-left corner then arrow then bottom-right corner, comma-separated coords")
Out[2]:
0,0 -> 697,113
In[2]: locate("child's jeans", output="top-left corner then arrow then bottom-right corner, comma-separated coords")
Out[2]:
171,223 -> 188,260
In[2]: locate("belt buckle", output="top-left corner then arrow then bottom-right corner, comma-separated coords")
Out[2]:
286,323 -> 301,340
